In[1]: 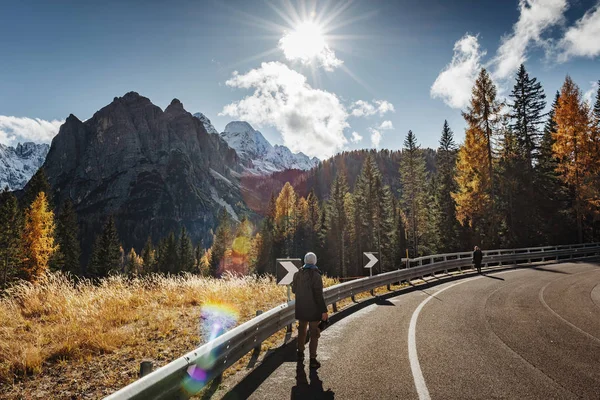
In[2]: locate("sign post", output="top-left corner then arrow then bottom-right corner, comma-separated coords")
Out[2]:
363,252 -> 379,277
276,258 -> 302,334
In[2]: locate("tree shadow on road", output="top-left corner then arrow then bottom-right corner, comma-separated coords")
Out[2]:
291,362 -> 335,399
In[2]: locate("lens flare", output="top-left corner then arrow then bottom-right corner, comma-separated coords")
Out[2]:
182,302 -> 240,394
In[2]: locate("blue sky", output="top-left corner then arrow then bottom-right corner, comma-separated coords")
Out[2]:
0,0 -> 599,158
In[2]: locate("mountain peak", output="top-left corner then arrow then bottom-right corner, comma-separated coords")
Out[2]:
193,112 -> 219,135
165,98 -> 185,114
219,120 -> 319,174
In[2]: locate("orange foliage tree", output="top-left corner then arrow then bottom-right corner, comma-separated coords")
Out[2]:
21,192 -> 58,281
553,76 -> 598,242
453,68 -> 503,247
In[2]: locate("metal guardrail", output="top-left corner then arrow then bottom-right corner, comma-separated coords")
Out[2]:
105,242 -> 600,400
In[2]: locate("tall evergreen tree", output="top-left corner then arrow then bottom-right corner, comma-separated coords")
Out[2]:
54,200 -> 81,275
454,68 -> 503,247
256,194 -> 276,275
399,130 -> 428,257
0,188 -> 23,288
435,121 -> 460,252
210,209 -> 232,277
325,172 -> 350,276
141,237 -> 156,273
22,168 -> 51,209
177,226 -> 195,272
21,192 -> 58,282
88,216 -> 122,277
353,155 -> 383,270
509,64 -> 547,168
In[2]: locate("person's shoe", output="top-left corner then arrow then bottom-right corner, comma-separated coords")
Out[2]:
297,351 -> 305,361
309,358 -> 321,369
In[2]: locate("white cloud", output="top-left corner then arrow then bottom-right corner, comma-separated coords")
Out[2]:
350,100 -> 395,117
378,120 -> 394,130
493,0 -> 567,80
0,116 -> 63,146
278,22 -> 343,71
430,34 -> 486,109
220,62 -> 348,159
584,81 -> 599,106
350,131 -> 363,143
558,3 -> 600,61
369,128 -> 382,148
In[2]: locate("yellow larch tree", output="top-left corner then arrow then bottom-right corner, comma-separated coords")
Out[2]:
452,68 -> 502,247
553,76 -> 597,242
21,191 -> 58,281
275,182 -> 297,256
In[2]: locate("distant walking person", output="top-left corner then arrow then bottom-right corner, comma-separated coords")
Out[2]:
473,246 -> 483,274
292,252 -> 328,369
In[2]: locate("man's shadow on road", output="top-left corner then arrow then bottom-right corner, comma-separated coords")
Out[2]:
291,362 -> 335,399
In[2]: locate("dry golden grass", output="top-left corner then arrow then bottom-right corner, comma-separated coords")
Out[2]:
0,271 -> 403,399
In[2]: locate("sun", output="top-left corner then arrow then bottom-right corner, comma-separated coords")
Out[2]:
279,20 -> 328,65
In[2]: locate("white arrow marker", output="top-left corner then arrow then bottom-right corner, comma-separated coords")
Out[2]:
279,261 -> 299,285
364,252 -> 378,269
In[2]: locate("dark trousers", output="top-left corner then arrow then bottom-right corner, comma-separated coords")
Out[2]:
298,320 -> 320,358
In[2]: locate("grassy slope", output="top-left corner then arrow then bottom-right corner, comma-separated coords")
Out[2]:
1,272 -> 343,399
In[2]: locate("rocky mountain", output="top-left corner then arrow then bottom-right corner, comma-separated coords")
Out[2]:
33,92 -> 258,265
193,112 -> 219,135
0,142 -> 49,190
194,117 -> 319,175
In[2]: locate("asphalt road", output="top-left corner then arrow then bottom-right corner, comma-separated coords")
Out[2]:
222,261 -> 600,400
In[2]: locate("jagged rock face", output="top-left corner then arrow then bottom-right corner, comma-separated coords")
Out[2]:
217,120 -> 319,174
41,92 -> 249,262
193,112 -> 219,135
0,142 -> 49,190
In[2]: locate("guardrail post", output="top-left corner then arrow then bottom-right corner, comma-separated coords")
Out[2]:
139,360 -> 153,377
351,295 -> 357,303
255,310 -> 264,350
387,284 -> 391,291
332,302 -> 338,313
370,288 -> 375,296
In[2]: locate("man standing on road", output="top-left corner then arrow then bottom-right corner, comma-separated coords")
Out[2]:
473,246 -> 483,274
292,252 -> 328,369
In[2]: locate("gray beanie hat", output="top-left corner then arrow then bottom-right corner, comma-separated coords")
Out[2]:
304,252 -> 317,265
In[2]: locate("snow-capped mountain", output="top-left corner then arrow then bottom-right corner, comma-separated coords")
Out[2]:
211,120 -> 319,174
0,142 -> 50,191
193,112 -> 219,135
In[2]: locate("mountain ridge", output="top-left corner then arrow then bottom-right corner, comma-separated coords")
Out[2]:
0,142 -> 49,190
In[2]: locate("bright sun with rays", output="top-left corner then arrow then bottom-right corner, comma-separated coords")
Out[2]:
279,20 -> 328,64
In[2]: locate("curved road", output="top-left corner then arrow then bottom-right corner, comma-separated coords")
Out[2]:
222,261 -> 600,399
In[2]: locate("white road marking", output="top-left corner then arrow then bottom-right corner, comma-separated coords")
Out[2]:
408,278 -> 477,400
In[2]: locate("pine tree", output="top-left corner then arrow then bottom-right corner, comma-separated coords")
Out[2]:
435,121 -> 460,252
54,200 -> 81,275
454,68 -> 503,247
157,232 -> 178,274
306,190 -> 321,254
325,172 -> 350,276
353,155 -> 383,271
88,216 -> 122,277
177,226 -> 195,273
399,130 -> 428,257
22,168 -> 51,209
0,188 -> 23,288
210,209 -> 232,277
256,194 -> 276,275
509,64 -> 547,168
141,237 -> 156,273
21,192 -> 58,281
553,76 -> 595,242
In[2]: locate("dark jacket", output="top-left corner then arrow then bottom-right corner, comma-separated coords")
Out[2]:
292,266 -> 327,321
473,249 -> 483,265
